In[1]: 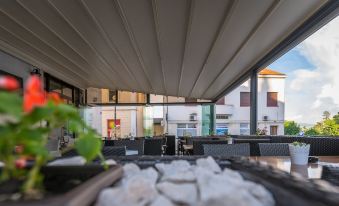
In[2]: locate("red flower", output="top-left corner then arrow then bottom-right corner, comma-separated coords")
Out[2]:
15,145 -> 24,154
47,92 -> 62,105
24,76 -> 46,113
15,158 -> 27,169
0,75 -> 19,91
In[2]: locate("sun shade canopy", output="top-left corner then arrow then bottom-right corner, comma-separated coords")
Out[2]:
0,0 -> 337,101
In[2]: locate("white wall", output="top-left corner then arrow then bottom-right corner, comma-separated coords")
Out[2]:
166,105 -> 202,136
216,75 -> 285,135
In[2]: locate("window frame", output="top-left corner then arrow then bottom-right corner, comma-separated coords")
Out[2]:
240,92 -> 251,107
267,92 -> 278,107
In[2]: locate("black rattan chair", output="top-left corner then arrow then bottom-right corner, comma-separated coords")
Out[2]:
102,146 -> 126,156
203,143 -> 250,156
193,140 -> 229,155
259,143 -> 289,156
144,138 -> 163,155
114,139 -> 144,155
61,148 -> 78,157
321,166 -> 339,186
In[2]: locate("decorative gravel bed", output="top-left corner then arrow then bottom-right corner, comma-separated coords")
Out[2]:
96,156 -> 275,206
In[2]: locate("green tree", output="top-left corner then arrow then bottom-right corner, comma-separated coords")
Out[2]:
322,119 -> 339,135
284,121 -> 301,135
323,111 -> 331,120
304,127 -> 320,136
333,113 -> 339,124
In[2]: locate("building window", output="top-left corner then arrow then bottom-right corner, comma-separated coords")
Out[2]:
240,123 -> 250,135
177,123 -> 197,137
216,97 -> 225,105
240,92 -> 250,107
216,114 -> 229,119
270,125 -> 278,135
216,123 -> 229,135
267,92 -> 278,107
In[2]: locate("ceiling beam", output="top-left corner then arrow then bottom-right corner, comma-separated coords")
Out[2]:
177,0 -> 194,97
17,0 -> 116,88
114,0 -> 155,93
80,0 -> 146,92
151,0 -> 168,95
0,7 -> 90,83
188,0 -> 237,98
47,0 -> 126,90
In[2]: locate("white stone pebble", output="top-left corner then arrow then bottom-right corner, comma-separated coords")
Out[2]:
96,157 -> 275,206
196,156 -> 222,173
157,182 -> 198,205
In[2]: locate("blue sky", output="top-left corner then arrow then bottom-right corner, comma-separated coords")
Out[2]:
268,16 -> 339,125
270,48 -> 315,73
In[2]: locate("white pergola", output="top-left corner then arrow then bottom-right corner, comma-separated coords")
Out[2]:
0,0 -> 338,102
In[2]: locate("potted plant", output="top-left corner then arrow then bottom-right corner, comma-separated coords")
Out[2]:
288,141 -> 310,165
0,75 -> 120,203
226,136 -> 233,144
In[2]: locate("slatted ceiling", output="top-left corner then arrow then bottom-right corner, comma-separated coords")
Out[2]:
16,0 -> 116,89
116,0 -> 166,94
48,0 -> 136,90
178,0 -> 231,97
0,0 -> 331,99
0,25 -> 86,86
81,0 -> 152,92
152,0 -> 190,96
203,0 -> 327,99
0,8 -> 89,84
190,0 -> 276,98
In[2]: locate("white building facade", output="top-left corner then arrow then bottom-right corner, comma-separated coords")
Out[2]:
164,68 -> 286,137
83,68 -> 285,138
215,69 -> 286,135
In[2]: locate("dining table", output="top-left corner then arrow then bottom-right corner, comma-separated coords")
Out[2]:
249,156 -> 339,179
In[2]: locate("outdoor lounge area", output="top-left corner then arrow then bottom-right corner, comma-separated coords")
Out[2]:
0,0 -> 339,205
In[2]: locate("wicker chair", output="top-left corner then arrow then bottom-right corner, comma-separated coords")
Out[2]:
114,139 -> 144,155
102,146 -> 126,156
61,148 -> 78,157
203,143 -> 250,156
144,138 -> 163,155
259,143 -> 289,156
63,146 -> 126,157
103,140 -> 115,146
321,166 -> 339,186
193,140 -> 229,155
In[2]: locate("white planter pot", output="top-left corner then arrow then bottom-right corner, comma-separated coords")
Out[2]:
289,144 -> 310,165
227,138 -> 233,144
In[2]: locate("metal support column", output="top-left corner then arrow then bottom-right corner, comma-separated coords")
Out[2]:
210,104 -> 216,135
250,70 -> 258,135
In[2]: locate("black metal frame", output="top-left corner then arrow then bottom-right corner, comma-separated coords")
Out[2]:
44,73 -> 84,107
250,71 -> 257,135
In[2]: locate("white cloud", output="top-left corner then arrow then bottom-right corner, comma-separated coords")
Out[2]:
284,16 -> 339,124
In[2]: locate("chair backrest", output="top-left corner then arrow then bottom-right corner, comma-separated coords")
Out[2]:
104,140 -> 115,146
193,140 -> 229,155
61,148 -> 78,157
203,143 -> 250,156
233,138 -> 271,156
114,139 -> 144,155
165,135 -> 175,155
144,138 -> 163,155
258,143 -> 289,156
321,166 -> 339,186
270,136 -> 339,156
102,146 -> 126,156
